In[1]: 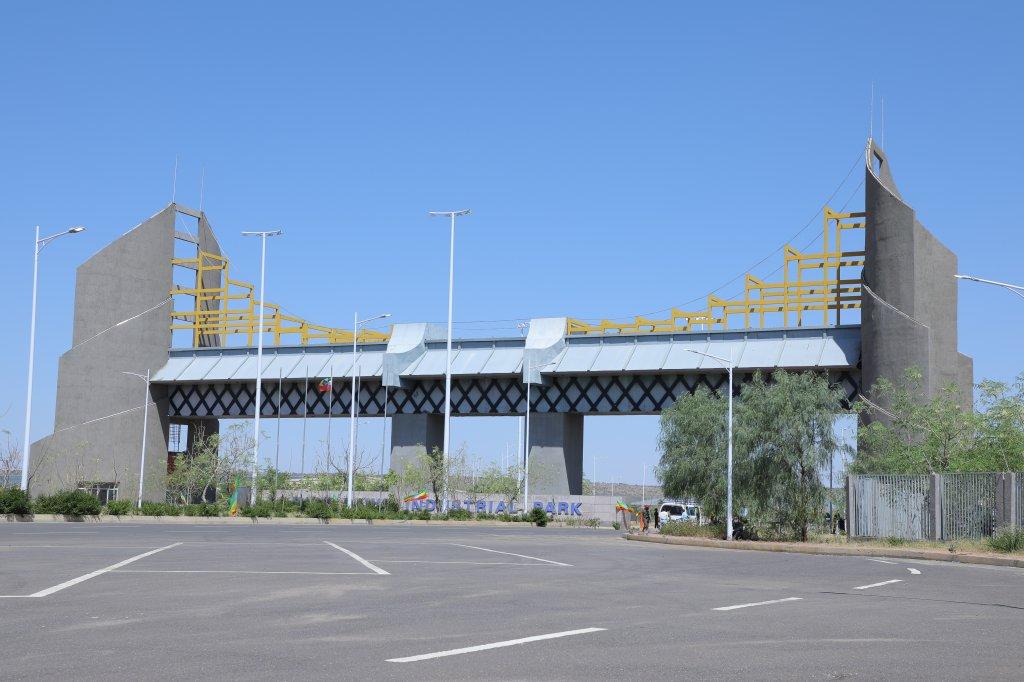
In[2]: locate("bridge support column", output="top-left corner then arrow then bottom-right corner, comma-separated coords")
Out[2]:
390,413 -> 444,477
528,413 -> 584,496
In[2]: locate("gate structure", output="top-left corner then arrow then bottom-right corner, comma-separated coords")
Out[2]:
29,139 -> 975,500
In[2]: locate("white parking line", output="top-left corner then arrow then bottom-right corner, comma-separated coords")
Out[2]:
853,579 -> 903,590
451,543 -> 572,567
386,627 -> 606,663
7,542 -> 182,598
373,560 -> 558,566
115,569 -> 378,575
322,541 -> 390,575
713,597 -> 803,611
907,568 -> 921,575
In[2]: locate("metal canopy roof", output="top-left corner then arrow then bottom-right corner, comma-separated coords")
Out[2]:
153,325 -> 859,383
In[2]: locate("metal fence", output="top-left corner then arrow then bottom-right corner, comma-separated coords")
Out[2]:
940,473 -> 998,540
849,472 -> 1020,541
852,474 -> 933,540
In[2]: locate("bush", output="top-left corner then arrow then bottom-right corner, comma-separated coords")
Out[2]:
528,506 -> 548,527
302,499 -> 335,519
104,500 -> 133,516
416,509 -> 431,521
612,521 -> 621,531
659,521 -> 720,538
0,487 -> 32,515
987,526 -> 1024,553
139,501 -> 180,516
243,501 -> 275,518
34,490 -> 102,516
183,503 -> 220,517
446,508 -> 472,521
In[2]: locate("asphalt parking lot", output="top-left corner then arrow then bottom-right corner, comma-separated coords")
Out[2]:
2,522 -> 1023,680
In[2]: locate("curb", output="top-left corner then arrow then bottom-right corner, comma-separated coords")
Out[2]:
625,533 -> 1024,569
1,514 -> 611,529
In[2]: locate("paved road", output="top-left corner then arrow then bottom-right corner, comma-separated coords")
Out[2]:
1,523 -> 1022,679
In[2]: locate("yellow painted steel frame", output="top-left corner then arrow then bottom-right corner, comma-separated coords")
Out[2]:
170,251 -> 391,347
566,207 -> 866,335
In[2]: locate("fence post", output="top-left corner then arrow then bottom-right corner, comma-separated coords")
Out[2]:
846,474 -> 856,538
929,473 -> 942,540
995,473 -> 1009,528
1010,472 -> 1019,529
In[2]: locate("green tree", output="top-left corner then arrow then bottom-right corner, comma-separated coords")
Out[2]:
738,371 -> 845,541
657,387 -> 730,523
853,368 -> 983,474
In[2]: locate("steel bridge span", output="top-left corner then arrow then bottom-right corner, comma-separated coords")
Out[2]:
29,140 -> 971,498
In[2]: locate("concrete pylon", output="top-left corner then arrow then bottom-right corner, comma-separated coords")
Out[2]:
861,140 -> 973,415
30,204 -> 221,499
528,413 -> 584,496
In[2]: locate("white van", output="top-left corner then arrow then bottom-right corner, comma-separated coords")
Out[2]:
658,502 -> 701,524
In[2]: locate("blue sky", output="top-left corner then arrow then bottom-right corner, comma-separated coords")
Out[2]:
1,2 -> 1020,484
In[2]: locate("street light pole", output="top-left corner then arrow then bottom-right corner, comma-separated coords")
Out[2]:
686,348 -> 735,540
122,370 -> 151,508
348,312 -> 390,508
21,225 -> 86,492
241,229 -> 283,505
955,273 -> 1024,301
428,209 -> 470,499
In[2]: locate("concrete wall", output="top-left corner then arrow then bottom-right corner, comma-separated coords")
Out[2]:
30,204 -> 220,500
861,140 -> 973,416
528,413 -> 584,496
390,413 -> 443,476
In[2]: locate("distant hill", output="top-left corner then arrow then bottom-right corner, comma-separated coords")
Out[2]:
587,481 -> 663,502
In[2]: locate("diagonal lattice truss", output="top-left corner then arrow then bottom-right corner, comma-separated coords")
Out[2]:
567,207 -> 865,335
167,371 -> 860,419
170,251 -> 391,347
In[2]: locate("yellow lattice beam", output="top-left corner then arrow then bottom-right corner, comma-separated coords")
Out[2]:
567,207 -> 866,336
170,251 -> 391,347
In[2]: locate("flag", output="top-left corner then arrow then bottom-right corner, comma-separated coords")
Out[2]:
615,501 -> 636,515
228,476 -> 240,517
317,378 -> 332,393
403,490 -> 430,503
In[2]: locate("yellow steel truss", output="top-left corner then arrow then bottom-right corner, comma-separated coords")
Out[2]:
170,251 -> 391,347
566,207 -> 866,335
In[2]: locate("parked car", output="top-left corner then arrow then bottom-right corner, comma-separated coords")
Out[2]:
658,502 -> 701,524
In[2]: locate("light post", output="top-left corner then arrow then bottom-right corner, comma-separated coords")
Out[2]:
642,464 -> 647,505
241,229 -> 283,505
22,225 -> 86,491
428,209 -> 470,496
122,370 -> 151,508
348,312 -> 390,507
955,274 -> 1024,301
686,348 -> 735,540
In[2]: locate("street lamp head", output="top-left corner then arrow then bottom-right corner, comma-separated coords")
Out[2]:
428,209 -> 471,218
67,226 -> 86,234
241,230 -> 284,237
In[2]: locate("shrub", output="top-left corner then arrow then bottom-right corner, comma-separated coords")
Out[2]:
446,508 -> 472,521
987,526 -> 1024,553
416,509 -> 431,521
34,490 -> 102,516
884,536 -> 907,547
243,501 -> 275,518
612,521 -> 621,531
659,521 -> 720,538
183,503 -> 220,517
352,504 -> 380,520
528,506 -> 548,527
104,500 -> 132,516
0,487 -> 32,515
302,499 -> 335,519
139,501 -> 180,516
